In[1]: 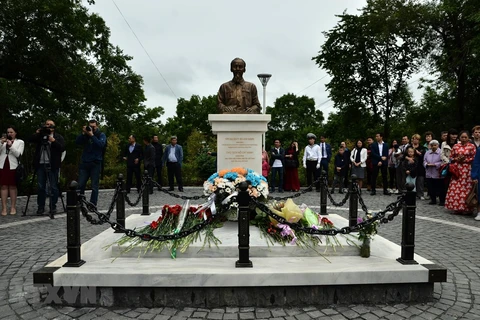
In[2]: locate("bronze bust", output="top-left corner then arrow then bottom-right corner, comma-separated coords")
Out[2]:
217,58 -> 261,114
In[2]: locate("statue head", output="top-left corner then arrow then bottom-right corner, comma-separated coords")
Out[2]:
230,57 -> 246,83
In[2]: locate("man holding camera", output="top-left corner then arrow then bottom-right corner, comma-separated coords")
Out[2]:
76,120 -> 107,205
29,119 -> 65,217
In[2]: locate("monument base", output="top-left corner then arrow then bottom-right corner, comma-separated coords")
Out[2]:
33,214 -> 446,307
208,114 -> 271,174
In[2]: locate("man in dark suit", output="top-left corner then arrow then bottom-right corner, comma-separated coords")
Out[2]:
370,132 -> 391,195
151,135 -> 164,189
162,136 -> 184,192
318,136 -> 332,180
269,139 -> 285,193
123,135 -> 143,193
143,136 -> 156,194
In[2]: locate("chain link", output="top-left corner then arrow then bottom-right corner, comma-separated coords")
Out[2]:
150,180 -> 208,200
357,189 -> 370,213
124,176 -> 148,206
266,177 -> 321,201
251,194 -> 405,236
78,196 -> 213,241
78,181 -> 122,225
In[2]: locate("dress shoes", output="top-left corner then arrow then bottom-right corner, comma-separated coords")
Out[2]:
370,191 -> 376,196
383,191 -> 391,195
168,188 -> 174,191
36,208 -> 45,216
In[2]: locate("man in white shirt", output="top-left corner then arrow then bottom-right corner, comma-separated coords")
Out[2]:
303,133 -> 322,191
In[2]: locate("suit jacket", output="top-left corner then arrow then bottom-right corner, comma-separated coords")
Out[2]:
371,142 -> 390,166
269,147 -> 285,166
318,142 -> 332,162
29,132 -> 66,170
143,143 -> 156,168
124,143 -> 143,167
152,142 -> 164,167
162,144 -> 183,166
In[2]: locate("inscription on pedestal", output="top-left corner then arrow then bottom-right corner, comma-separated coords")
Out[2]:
223,137 -> 258,164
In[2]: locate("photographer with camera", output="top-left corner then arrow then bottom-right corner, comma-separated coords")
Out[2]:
29,120 -> 65,217
75,120 -> 106,205
0,126 -> 24,216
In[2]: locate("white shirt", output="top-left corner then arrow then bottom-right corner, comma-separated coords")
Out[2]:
378,141 -> 384,157
302,144 -> 322,166
272,148 -> 283,168
168,145 -> 177,162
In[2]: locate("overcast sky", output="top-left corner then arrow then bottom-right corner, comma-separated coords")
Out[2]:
88,0 -> 369,122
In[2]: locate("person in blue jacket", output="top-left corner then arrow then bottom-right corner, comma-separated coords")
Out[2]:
471,146 -> 480,221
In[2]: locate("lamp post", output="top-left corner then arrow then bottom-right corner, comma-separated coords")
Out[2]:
257,73 -> 272,150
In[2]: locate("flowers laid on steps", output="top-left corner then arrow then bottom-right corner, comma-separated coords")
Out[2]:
251,198 -> 354,260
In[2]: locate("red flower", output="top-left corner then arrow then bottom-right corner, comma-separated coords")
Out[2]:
321,217 -> 333,227
150,221 -> 159,230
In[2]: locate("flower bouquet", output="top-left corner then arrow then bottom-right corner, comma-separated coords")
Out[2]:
251,198 -> 354,261
108,200 -> 222,259
203,167 -> 269,220
356,214 -> 379,258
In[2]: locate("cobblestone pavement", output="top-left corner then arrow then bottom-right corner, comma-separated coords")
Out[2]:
1,186 -> 480,319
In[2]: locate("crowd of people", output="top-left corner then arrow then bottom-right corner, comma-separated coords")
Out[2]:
262,127 -> 480,221
1,120 -> 479,222
0,120 -> 184,219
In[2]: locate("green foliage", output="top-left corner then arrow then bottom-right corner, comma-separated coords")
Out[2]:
314,0 -> 426,139
266,93 -> 324,148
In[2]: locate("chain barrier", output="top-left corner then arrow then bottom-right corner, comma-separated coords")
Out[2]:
124,176 -> 147,206
150,180 -> 208,200
266,177 -> 321,201
357,188 -> 371,213
325,176 -> 350,207
78,181 -> 122,225
251,194 -> 405,236
78,195 -> 213,241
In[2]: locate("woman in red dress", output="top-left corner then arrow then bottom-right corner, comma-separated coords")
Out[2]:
1,126 -> 25,216
283,141 -> 300,192
445,131 -> 477,214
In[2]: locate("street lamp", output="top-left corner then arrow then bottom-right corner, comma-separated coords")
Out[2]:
257,73 -> 272,115
257,74 -> 272,151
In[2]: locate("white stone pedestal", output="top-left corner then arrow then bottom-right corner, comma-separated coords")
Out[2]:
208,114 -> 271,174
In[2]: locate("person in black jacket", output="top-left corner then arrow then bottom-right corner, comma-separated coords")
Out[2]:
123,135 -> 143,193
269,139 -> 285,193
143,137 -> 156,194
402,147 -> 418,191
151,135 -> 164,189
331,146 -> 347,194
29,119 -> 66,217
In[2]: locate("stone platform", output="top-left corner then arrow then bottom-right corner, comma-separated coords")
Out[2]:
33,213 -> 447,307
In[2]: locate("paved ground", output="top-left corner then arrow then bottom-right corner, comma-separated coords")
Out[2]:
1,186 -> 480,319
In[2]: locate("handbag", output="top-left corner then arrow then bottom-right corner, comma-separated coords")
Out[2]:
15,158 -> 26,185
466,181 -> 478,208
439,163 -> 449,178
284,158 -> 298,168
448,163 -> 460,179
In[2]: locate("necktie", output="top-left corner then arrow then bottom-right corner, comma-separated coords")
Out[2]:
323,143 -> 326,158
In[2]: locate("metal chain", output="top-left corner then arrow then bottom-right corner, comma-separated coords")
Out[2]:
357,189 -> 370,213
326,187 -> 350,207
150,180 -> 208,200
251,194 -> 405,236
78,197 -> 213,241
78,182 -> 122,225
267,177 -> 321,201
124,176 -> 147,206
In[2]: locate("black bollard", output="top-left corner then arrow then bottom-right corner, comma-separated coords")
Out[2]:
236,181 -> 253,268
142,170 -> 150,216
320,170 -> 328,215
397,183 -> 418,265
349,174 -> 358,228
63,181 -> 85,267
115,174 -> 126,232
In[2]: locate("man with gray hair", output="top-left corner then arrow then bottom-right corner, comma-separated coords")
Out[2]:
162,136 -> 184,192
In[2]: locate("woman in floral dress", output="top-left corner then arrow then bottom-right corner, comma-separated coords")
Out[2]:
445,131 -> 477,214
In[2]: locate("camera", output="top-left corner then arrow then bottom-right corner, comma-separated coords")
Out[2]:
86,126 -> 92,132
39,125 -> 52,136
6,135 -> 13,141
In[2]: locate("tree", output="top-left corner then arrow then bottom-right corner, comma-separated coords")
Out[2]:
0,0 -> 161,138
313,0 -> 426,139
266,93 -> 324,147
422,0 -> 480,128
162,95 -> 217,157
